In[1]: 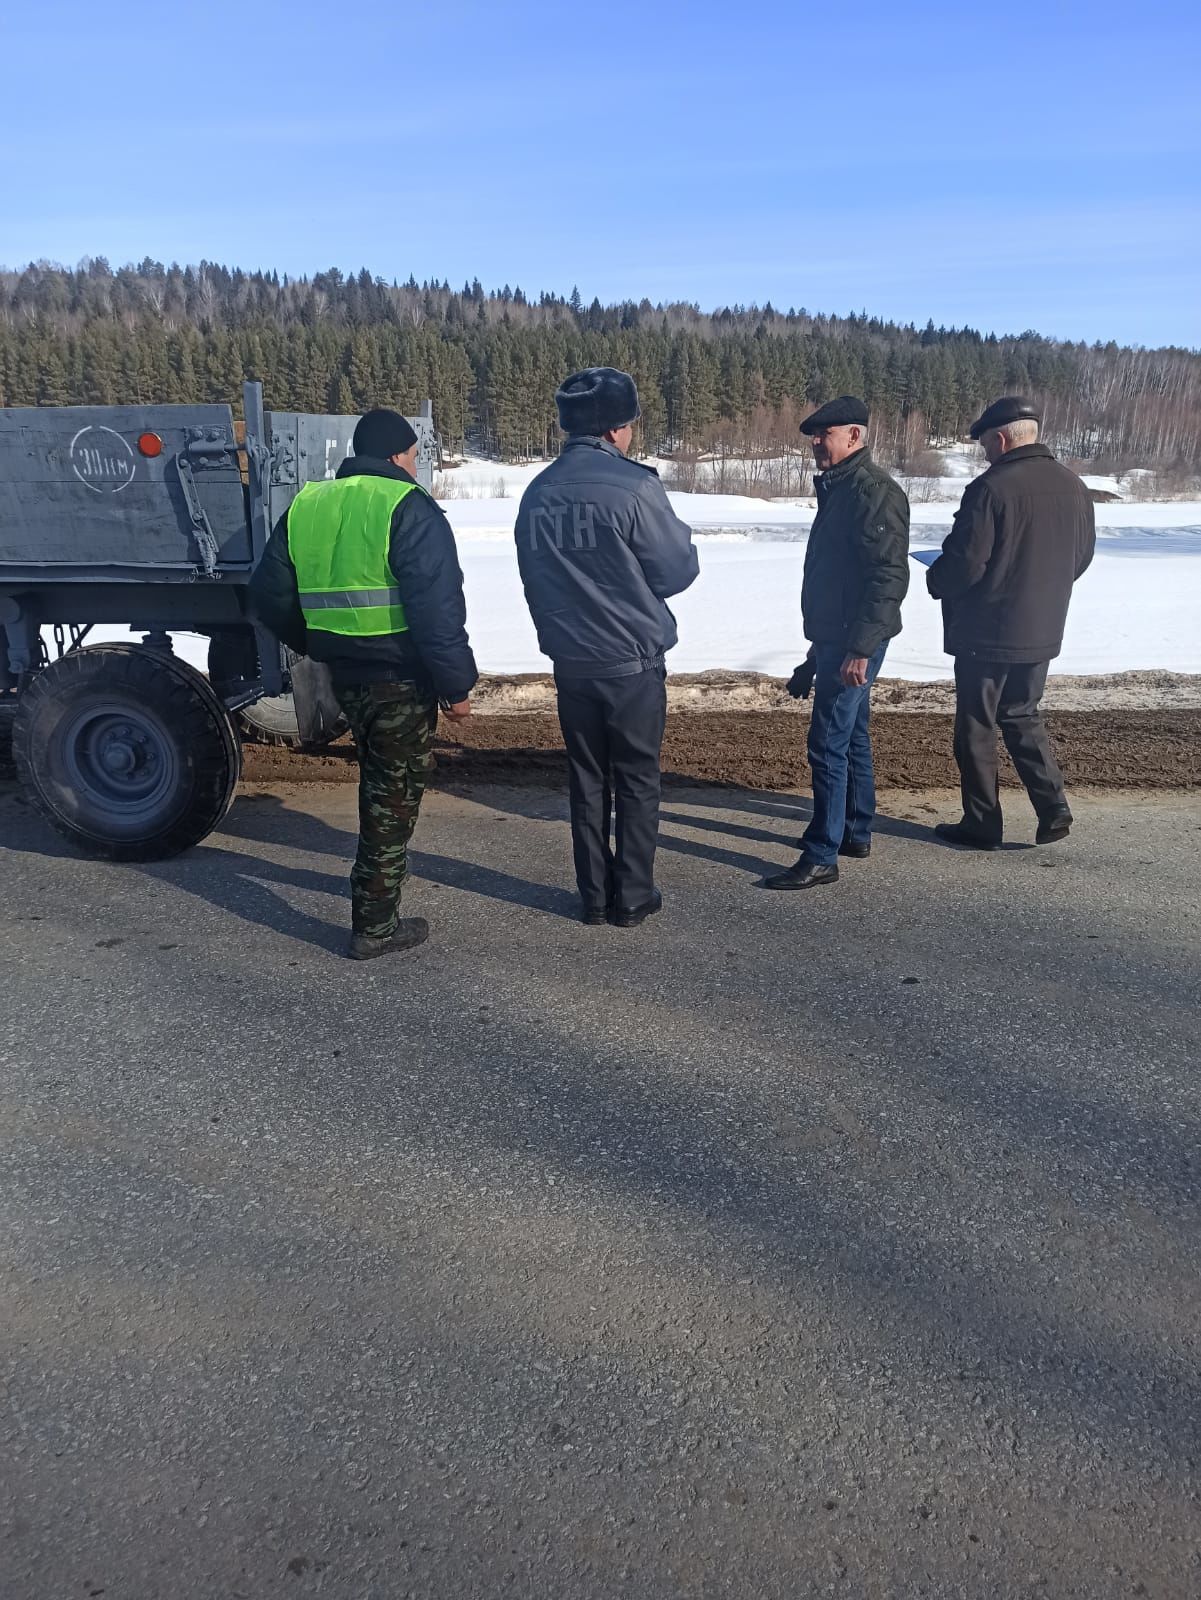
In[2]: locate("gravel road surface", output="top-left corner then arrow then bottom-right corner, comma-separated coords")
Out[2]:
2,779 -> 1199,1598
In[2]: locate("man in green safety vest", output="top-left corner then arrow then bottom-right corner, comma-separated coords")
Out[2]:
249,408 -> 477,960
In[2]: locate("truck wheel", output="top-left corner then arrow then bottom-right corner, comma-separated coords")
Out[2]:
0,701 -> 15,779
13,644 -> 242,860
208,630 -> 347,748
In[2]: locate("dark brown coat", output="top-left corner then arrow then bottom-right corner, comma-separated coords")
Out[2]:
927,444 -> 1095,663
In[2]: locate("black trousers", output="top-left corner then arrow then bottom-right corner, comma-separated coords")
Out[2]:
555,667 -> 667,914
953,658 -> 1067,840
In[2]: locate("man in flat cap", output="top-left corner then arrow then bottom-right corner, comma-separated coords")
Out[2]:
250,407 -> 477,958
926,396 -> 1095,849
515,368 -> 699,927
764,396 -> 910,890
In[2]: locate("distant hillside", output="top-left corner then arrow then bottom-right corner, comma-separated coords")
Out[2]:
2,258 -> 1198,470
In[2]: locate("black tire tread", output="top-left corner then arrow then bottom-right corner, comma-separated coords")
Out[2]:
0,701 -> 16,780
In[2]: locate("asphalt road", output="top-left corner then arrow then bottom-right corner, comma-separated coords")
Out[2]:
2,779 -> 1200,1599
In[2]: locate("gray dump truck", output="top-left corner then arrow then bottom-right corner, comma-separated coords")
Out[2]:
0,382 -> 435,859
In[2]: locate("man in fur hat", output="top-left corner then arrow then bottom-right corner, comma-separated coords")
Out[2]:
515,368 -> 699,928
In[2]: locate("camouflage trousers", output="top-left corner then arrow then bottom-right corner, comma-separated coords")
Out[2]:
335,682 -> 437,938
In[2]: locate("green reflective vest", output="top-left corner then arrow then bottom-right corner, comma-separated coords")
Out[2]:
287,474 -> 421,637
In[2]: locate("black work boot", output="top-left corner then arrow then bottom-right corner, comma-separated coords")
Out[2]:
348,918 -> 430,960
761,857 -> 839,890
1035,807 -> 1073,845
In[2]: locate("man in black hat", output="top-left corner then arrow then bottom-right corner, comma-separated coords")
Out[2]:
763,396 -> 910,891
926,396 -> 1095,849
249,408 -> 477,958
515,368 -> 699,927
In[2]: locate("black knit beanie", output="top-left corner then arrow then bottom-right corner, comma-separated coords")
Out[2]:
555,368 -> 641,436
352,408 -> 419,460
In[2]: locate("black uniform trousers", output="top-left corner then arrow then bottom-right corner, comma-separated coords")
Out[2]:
555,665 -> 668,915
953,658 -> 1067,840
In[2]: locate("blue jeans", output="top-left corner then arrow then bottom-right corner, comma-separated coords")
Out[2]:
801,642 -> 888,866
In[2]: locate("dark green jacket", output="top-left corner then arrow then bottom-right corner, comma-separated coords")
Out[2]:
247,457 -> 478,703
801,448 -> 910,658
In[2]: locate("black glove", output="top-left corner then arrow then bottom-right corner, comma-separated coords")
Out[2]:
786,658 -> 816,700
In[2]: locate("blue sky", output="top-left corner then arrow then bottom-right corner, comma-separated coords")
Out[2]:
3,0 -> 1199,347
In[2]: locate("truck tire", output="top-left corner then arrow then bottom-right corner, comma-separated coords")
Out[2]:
13,644 -> 242,860
208,630 -> 347,749
0,701 -> 15,779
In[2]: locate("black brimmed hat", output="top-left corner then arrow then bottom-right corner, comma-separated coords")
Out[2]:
799,395 -> 869,435
969,396 -> 1040,440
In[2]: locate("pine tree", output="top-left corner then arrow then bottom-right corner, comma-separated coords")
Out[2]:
37,341 -> 71,405
81,329 -> 120,404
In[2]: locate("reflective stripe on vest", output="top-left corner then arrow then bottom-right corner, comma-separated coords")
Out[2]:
287,474 -> 420,637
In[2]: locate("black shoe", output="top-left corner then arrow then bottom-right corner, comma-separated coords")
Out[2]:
613,889 -> 663,929
1036,808 -> 1073,845
348,918 -> 429,960
933,822 -> 1000,851
761,858 -> 839,890
839,836 -> 871,859
793,836 -> 871,858
581,905 -> 610,926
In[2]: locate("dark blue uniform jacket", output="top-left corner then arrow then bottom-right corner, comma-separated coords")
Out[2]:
514,437 -> 699,679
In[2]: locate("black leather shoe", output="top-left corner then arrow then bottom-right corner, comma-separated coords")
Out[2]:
613,889 -> 662,928
1035,808 -> 1073,845
581,905 -> 610,926
348,918 -> 429,960
793,836 -> 871,858
761,858 -> 839,890
934,822 -> 1000,851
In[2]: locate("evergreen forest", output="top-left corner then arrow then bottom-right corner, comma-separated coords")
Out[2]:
2,258 -> 1198,472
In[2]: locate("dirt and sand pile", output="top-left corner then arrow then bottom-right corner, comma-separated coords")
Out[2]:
241,670 -> 1201,793
3,671 -> 1194,793
469,668 -> 1201,716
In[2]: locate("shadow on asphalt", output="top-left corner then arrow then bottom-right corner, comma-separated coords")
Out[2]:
4,782 -> 1201,1505
219,786 -> 971,899
444,992 -> 1201,1469
0,777 -> 1056,953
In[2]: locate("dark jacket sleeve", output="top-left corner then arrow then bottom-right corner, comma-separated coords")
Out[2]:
246,511 -> 307,653
388,493 -> 478,703
847,478 -> 910,658
628,474 -> 700,600
927,479 -> 996,602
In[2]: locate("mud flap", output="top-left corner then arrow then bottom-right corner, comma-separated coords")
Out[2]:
289,655 -> 344,746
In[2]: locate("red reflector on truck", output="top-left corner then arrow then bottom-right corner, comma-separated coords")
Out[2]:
137,432 -> 163,458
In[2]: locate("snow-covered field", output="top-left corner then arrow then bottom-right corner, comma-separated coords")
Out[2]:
457,522 -> 1201,681
434,447 -> 1201,680
61,447 -> 1201,684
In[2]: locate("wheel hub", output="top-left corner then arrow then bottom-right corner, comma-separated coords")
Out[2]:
62,706 -> 177,817
100,738 -> 136,775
